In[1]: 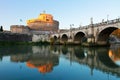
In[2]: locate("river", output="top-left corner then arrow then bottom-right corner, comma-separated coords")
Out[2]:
0,44 -> 120,80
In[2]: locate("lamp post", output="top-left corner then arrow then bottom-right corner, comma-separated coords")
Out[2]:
107,14 -> 109,21
70,24 -> 74,34
90,17 -> 94,36
70,24 -> 74,30
20,19 -> 23,25
58,29 -> 60,44
70,24 -> 74,42
90,17 -> 95,44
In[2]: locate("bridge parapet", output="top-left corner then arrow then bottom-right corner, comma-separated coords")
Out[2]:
53,18 -> 120,34
70,18 -> 120,31
51,18 -> 120,45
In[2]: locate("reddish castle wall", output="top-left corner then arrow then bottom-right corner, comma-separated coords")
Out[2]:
10,25 -> 29,33
27,20 -> 59,31
10,12 -> 59,34
10,20 -> 59,34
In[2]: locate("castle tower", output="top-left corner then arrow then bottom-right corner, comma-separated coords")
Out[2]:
26,12 -> 59,31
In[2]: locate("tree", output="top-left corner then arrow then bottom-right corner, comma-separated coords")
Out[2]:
0,26 -> 3,32
50,37 -> 55,45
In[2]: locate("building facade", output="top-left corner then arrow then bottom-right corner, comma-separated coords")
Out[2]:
26,13 -> 59,31
10,12 -> 59,42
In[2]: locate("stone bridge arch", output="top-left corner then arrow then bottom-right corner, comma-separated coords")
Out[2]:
61,34 -> 68,42
74,31 -> 86,43
97,26 -> 118,44
53,35 -> 58,41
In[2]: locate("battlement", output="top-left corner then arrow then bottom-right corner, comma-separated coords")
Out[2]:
27,13 -> 53,25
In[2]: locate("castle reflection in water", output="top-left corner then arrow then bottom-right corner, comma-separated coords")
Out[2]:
0,45 -> 120,77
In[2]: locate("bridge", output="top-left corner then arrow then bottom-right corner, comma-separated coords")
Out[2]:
51,18 -> 120,45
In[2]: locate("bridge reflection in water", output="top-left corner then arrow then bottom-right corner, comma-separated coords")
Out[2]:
0,45 -> 120,79
58,45 -> 120,77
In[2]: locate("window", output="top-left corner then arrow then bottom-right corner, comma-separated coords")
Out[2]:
46,19 -> 49,21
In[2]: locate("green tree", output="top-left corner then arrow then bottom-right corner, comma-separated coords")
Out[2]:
0,26 -> 3,32
50,37 -> 55,45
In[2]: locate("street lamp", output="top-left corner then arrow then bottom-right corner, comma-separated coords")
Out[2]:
69,24 -> 74,40
107,14 -> 109,21
70,24 -> 74,30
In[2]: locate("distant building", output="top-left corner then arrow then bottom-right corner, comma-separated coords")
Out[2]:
10,12 -> 59,42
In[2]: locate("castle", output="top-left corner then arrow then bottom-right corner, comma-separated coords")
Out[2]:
10,12 -> 59,42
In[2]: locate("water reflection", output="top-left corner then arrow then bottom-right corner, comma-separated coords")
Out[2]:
74,47 -> 85,59
10,46 -> 59,74
50,45 -> 120,77
0,45 -> 120,79
0,46 -> 32,62
27,47 -> 59,73
109,44 -> 120,66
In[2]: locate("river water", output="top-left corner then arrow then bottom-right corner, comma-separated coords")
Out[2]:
0,44 -> 120,80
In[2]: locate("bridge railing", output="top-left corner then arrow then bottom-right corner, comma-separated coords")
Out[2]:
93,18 -> 120,27
54,18 -> 120,34
73,18 -> 120,30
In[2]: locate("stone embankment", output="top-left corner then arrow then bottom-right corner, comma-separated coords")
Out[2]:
0,32 -> 32,42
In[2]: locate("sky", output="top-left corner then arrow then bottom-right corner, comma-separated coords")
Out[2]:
0,0 -> 120,30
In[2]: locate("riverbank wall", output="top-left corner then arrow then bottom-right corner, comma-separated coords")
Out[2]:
0,32 -> 32,42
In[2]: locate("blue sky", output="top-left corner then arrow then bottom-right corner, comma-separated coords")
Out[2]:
0,0 -> 120,30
